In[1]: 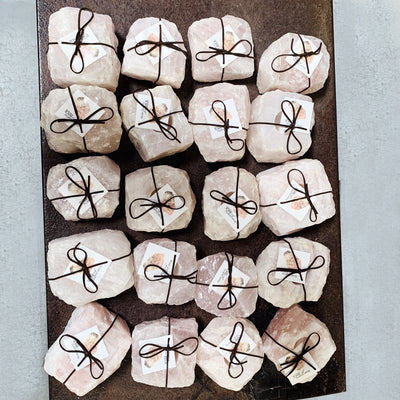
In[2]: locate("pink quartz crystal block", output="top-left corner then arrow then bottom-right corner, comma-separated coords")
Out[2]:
44,302 -> 131,396
131,316 -> 198,388
41,85 -> 122,154
188,15 -> 254,82
256,159 -> 335,236
262,305 -> 336,385
247,90 -> 315,163
256,236 -> 330,308
257,33 -> 330,95
47,7 -> 120,91
47,229 -> 134,307
122,18 -> 187,88
133,238 -> 197,305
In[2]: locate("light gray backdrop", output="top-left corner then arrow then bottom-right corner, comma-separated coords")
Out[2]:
0,0 -> 399,399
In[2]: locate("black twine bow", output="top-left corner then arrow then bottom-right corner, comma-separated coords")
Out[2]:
48,165 -> 119,221
195,17 -> 254,82
249,99 -> 309,155
127,18 -> 187,84
260,168 -> 332,223
50,87 -> 114,153
48,8 -> 117,74
265,331 -> 320,378
138,317 -> 198,388
59,314 -> 119,384
189,100 -> 245,151
271,33 -> 322,93
200,321 -> 263,379
267,239 -> 325,301
128,166 -> 185,229
128,88 -> 183,143
209,167 -> 257,238
48,242 -> 132,294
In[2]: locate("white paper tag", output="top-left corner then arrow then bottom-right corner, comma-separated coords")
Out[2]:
55,89 -> 104,137
277,180 -> 310,221
209,260 -> 250,299
286,38 -> 322,78
140,334 -> 176,374
57,166 -> 108,214
217,328 -> 256,363
280,98 -> 314,134
65,325 -> 109,370
64,245 -> 111,290
205,25 -> 245,68
202,98 -> 242,139
278,342 -> 319,385
135,21 -> 176,64
274,246 -> 311,284
217,189 -> 255,233
148,184 -> 187,229
58,26 -> 106,70
138,243 -> 180,283
134,93 -> 172,131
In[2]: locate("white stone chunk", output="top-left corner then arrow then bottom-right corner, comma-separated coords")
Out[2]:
47,7 -> 120,91
41,85 -> 122,154
46,156 -> 120,221
44,302 -> 131,396
120,85 -> 193,162
195,252 -> 258,317
262,305 -> 336,385
189,83 -> 250,162
202,166 -> 261,241
47,229 -> 134,307
197,317 -> 264,391
122,17 -> 187,88
188,15 -> 254,82
133,238 -> 197,305
257,33 -> 330,95
256,159 -> 335,236
256,237 -> 330,308
125,165 -> 196,233
131,316 -> 198,388
248,90 -> 315,163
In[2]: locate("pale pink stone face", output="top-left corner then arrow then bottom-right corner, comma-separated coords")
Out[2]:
262,305 -> 336,385
47,7 -> 120,91
257,33 -> 330,95
256,236 -> 330,308
43,303 -> 131,396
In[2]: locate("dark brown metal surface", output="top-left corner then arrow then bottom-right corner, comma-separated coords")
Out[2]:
37,0 -> 345,399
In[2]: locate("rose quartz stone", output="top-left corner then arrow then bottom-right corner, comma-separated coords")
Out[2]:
44,302 -> 131,396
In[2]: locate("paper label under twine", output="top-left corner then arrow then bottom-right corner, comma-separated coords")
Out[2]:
135,94 -> 172,131
275,246 -> 311,284
217,327 -> 256,363
278,180 -> 311,221
279,98 -> 313,134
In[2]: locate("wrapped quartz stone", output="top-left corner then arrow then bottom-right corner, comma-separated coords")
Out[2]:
125,165 -> 195,232
44,302 -> 131,396
189,83 -> 250,162
122,17 -> 187,88
131,316 -> 198,388
47,229 -> 134,307
248,90 -> 315,163
47,156 -> 120,221
41,85 -> 122,154
257,33 -> 330,95
195,252 -> 258,317
202,166 -> 261,241
120,86 -> 193,162
257,159 -> 335,236
188,15 -> 254,82
133,238 -> 197,305
47,7 -> 120,91
256,237 -> 330,308
197,317 -> 264,391
262,305 -> 336,385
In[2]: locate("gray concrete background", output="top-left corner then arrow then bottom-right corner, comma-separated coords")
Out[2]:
0,0 -> 399,399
